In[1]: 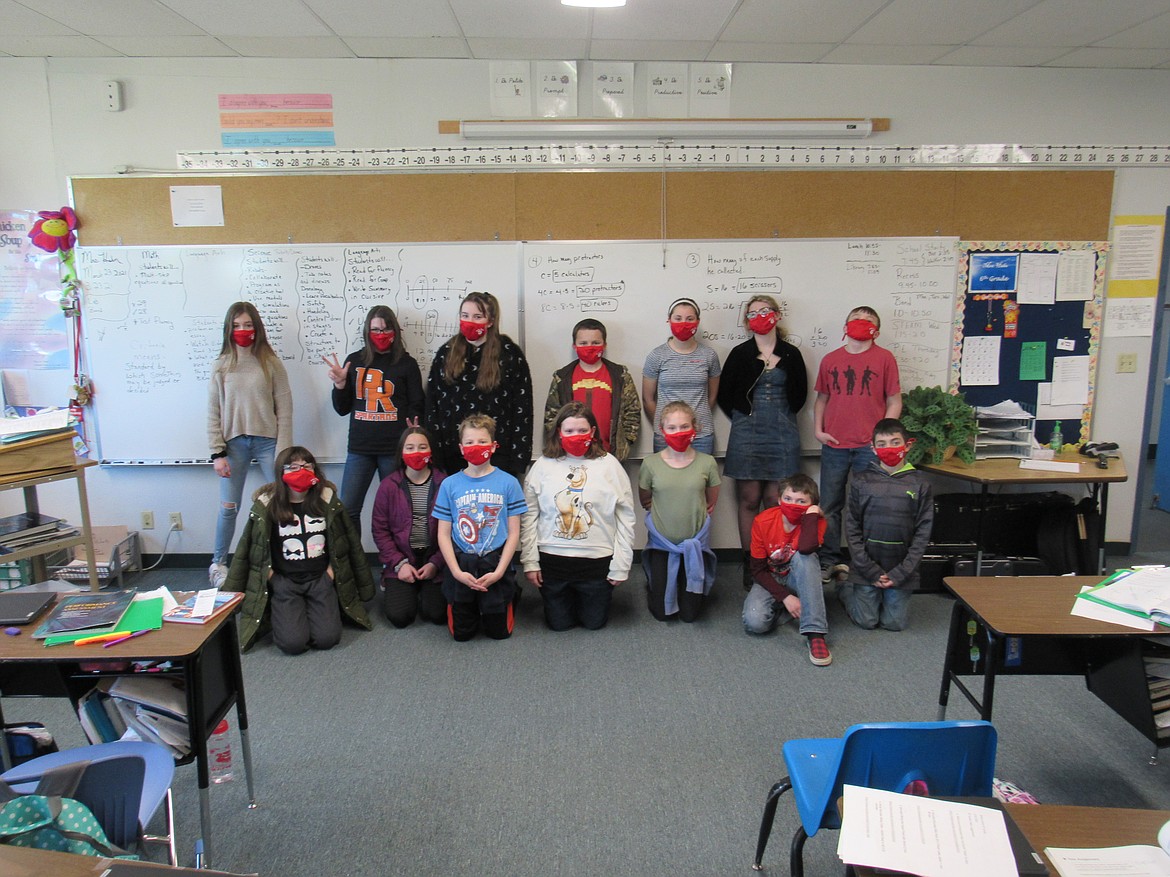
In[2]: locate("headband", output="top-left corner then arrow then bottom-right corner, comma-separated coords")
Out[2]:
668,297 -> 700,317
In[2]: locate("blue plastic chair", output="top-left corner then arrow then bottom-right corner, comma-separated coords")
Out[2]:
1,740 -> 176,865
751,720 -> 997,876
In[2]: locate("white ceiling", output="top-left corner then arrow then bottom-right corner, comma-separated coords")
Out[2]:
4,0 -> 1170,69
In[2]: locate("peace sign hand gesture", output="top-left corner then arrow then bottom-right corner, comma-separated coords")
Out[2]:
323,353 -> 349,389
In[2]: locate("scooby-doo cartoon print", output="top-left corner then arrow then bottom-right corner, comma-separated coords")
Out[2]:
553,465 -> 594,540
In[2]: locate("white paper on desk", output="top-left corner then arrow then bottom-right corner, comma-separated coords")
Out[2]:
191,588 -> 218,617
961,335 -> 1001,386
837,785 -> 1017,877
1051,356 -> 1090,406
137,586 -> 179,613
1017,252 -> 1058,304
1056,250 -> 1095,301
1044,844 -> 1170,876
0,407 -> 69,437
1072,588 -> 1157,631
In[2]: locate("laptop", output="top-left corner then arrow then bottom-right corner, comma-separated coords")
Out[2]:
0,590 -> 57,625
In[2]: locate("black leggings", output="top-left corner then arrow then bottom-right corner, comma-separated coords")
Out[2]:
645,549 -> 705,623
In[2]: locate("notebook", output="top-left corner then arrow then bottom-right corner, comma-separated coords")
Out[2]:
0,590 -> 56,625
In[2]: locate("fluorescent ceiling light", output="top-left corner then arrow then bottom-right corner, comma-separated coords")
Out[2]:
562,0 -> 626,6
457,118 -> 880,140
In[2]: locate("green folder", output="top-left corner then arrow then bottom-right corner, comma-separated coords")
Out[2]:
43,597 -> 166,647
1075,570 -> 1170,627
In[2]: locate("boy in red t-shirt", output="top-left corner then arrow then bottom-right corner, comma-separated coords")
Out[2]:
813,306 -> 902,583
742,473 -> 832,666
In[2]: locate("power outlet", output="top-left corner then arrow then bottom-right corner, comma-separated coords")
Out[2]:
141,511 -> 155,530
1117,353 -> 1138,374
169,512 -> 183,531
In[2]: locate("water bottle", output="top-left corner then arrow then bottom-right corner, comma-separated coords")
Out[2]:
208,719 -> 234,784
1049,421 -> 1063,454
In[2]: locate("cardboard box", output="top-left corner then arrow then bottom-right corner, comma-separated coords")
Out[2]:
0,432 -> 77,478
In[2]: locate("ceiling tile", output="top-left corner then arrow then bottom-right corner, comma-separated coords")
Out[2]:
0,0 -> 77,36
17,0 -> 203,37
216,36 -> 354,58
466,38 -> 588,60
99,36 -> 239,57
590,0 -> 739,42
451,0 -> 589,41
971,0 -> 1170,47
589,40 -> 715,61
708,42 -> 833,63
305,0 -> 462,39
818,44 -> 955,65
1094,11 -> 1170,48
156,0 -> 330,39
847,0 -> 1038,46
1042,46 -> 1170,67
720,0 -> 887,43
932,45 -> 1070,66
0,35 -> 122,56
343,37 -> 471,59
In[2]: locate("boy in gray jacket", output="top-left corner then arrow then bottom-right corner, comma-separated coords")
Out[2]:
840,418 -> 933,630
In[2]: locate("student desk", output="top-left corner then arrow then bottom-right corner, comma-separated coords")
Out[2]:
0,596 -> 256,867
921,451 -> 1128,575
853,803 -> 1170,877
938,575 -> 1170,754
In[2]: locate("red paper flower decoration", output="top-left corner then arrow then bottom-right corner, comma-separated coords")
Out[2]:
29,207 -> 78,253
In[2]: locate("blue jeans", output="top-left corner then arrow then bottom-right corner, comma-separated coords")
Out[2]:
651,433 -> 715,455
818,445 -> 876,568
339,452 -> 398,532
213,435 -> 277,564
838,582 -> 912,631
742,551 -> 827,636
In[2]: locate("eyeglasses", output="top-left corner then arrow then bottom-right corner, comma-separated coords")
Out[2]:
283,463 -> 314,472
746,307 -> 775,319
369,329 -> 393,335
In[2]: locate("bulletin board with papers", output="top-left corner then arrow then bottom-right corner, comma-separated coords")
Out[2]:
951,241 -> 1109,446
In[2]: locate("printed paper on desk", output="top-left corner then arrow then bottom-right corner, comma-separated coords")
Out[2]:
1072,588 -> 1157,631
1044,844 -> 1170,877
837,785 -> 1017,877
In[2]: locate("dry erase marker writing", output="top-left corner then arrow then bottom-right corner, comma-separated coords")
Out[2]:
74,630 -> 133,646
101,629 -> 152,648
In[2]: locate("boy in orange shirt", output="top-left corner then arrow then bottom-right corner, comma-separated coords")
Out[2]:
742,473 -> 831,666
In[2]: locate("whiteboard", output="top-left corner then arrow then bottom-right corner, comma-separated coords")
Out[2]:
521,239 -> 959,456
77,243 -> 520,462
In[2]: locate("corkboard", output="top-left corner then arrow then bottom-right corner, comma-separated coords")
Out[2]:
71,168 -> 1113,246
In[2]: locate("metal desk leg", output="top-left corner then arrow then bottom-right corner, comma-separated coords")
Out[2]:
937,599 -> 967,720
185,647 -> 213,866
225,617 -> 258,809
1097,483 -> 1109,575
975,485 -> 989,576
980,630 -> 1003,721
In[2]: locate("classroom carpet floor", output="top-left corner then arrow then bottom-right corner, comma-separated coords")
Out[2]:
7,553 -> 1170,876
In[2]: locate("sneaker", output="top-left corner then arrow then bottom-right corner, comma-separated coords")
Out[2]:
807,635 -> 833,666
208,562 -> 228,589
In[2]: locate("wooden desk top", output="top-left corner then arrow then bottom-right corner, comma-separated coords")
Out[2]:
855,803 -> 1170,877
0,592 -> 241,664
943,575 -> 1170,637
921,451 -> 1127,486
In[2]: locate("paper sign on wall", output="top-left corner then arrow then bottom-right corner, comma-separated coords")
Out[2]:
490,61 -> 531,117
535,61 -> 577,118
689,63 -> 731,117
646,63 -> 688,117
960,335 -> 1001,386
592,62 -> 633,117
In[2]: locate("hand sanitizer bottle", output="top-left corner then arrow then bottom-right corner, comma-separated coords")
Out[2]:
1049,421 -> 1063,454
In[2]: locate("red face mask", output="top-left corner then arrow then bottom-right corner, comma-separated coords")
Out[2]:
779,501 -> 808,524
874,445 -> 908,468
670,321 -> 698,342
662,429 -> 695,452
575,345 -> 604,365
460,320 -> 488,342
748,312 -> 778,336
461,443 -> 494,466
844,319 -> 878,341
560,432 -> 593,457
282,468 -> 319,493
402,451 -> 431,471
232,329 -> 256,347
370,330 -> 395,353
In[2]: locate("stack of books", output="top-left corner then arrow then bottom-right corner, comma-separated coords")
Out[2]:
1145,651 -> 1170,742
1074,567 -> 1170,628
0,511 -> 74,554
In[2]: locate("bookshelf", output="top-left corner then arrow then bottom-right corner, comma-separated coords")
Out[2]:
0,438 -> 100,591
